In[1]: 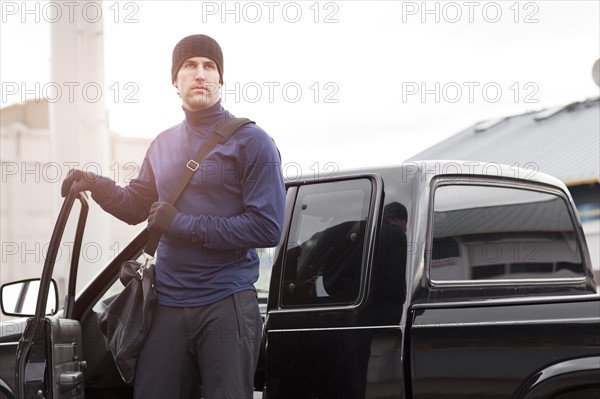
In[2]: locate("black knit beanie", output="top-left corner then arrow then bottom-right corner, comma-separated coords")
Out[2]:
384,202 -> 408,221
171,34 -> 224,84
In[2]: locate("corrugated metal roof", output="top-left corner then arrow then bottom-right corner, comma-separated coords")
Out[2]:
407,97 -> 600,185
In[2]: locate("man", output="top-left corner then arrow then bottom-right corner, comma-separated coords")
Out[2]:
62,34 -> 286,398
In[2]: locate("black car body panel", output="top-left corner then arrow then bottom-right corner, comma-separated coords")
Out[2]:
262,162 -> 599,398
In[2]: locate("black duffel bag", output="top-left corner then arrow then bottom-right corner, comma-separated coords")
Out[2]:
98,259 -> 156,384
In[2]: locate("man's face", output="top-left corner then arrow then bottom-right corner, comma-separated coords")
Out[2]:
173,56 -> 221,111
389,217 -> 407,232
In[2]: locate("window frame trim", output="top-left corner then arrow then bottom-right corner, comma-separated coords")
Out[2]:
425,176 -> 590,288
275,173 -> 383,312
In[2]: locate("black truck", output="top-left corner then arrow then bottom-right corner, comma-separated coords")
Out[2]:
1,161 -> 599,398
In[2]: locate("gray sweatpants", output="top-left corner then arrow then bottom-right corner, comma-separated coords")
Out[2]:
134,290 -> 262,399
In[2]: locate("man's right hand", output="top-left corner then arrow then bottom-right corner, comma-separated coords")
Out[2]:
61,169 -> 100,197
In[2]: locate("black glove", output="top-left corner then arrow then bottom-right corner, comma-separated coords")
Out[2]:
61,169 -> 100,197
148,202 -> 179,234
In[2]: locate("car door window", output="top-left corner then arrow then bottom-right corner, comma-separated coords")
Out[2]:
429,184 -> 584,282
281,178 -> 373,306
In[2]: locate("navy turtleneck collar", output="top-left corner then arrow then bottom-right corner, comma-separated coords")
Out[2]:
183,100 -> 226,127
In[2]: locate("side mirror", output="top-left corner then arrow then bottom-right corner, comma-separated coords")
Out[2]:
0,278 -> 58,317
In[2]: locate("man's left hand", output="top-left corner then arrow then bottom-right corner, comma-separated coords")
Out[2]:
148,202 -> 179,234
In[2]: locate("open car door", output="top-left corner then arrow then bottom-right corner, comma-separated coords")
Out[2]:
15,192 -> 89,399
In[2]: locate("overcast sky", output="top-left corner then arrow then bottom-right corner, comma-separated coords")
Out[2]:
1,0 -> 599,172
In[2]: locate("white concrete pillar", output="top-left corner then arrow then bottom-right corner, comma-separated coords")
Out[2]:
49,1 -> 111,292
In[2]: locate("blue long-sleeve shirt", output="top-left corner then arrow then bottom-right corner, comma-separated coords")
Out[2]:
92,101 -> 286,306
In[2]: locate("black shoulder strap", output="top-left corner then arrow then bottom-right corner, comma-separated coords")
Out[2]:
214,117 -> 255,143
144,117 -> 255,256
